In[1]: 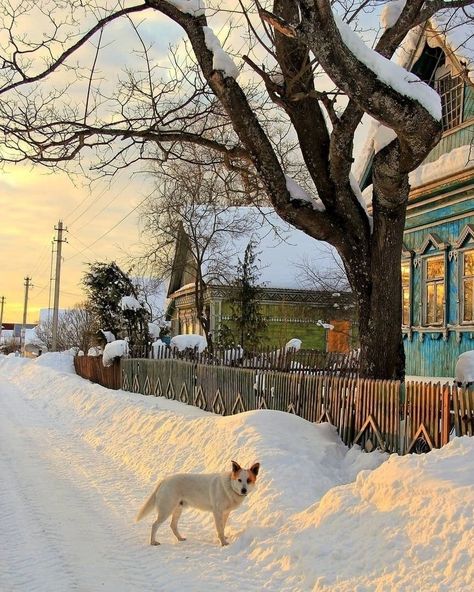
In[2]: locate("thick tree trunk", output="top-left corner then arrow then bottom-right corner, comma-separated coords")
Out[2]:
353,200 -> 407,380
357,271 -> 405,380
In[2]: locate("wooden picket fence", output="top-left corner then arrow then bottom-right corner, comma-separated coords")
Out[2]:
75,355 -> 474,455
135,344 -> 360,375
74,355 -> 121,390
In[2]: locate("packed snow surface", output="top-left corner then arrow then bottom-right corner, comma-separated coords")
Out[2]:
1,353 -> 474,591
102,339 -> 129,367
455,350 -> 474,385
170,333 -> 207,352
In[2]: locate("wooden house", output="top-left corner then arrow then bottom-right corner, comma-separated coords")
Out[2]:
167,208 -> 356,352
357,17 -> 474,376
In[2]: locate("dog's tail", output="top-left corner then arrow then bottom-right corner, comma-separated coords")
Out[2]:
135,482 -> 161,523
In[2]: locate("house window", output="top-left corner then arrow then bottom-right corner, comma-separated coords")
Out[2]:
424,255 -> 445,325
462,250 -> 474,323
401,261 -> 411,326
436,74 -> 464,131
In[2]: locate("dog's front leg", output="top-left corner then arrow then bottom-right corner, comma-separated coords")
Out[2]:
213,510 -> 228,546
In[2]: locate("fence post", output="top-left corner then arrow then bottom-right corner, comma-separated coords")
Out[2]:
441,385 -> 451,446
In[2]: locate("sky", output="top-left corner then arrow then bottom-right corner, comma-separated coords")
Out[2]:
0,163 -> 151,323
0,2 -> 383,324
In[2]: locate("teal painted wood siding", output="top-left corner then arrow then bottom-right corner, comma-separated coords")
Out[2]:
423,124 -> 473,164
404,331 -> 474,377
403,188 -> 474,376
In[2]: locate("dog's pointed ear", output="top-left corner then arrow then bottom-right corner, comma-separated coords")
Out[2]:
250,462 -> 260,477
231,460 -> 241,474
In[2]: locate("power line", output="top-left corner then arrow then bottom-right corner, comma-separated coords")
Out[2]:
67,183 -> 111,227
74,179 -> 133,232
65,193 -> 150,262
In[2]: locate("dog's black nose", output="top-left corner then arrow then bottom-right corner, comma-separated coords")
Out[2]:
242,488 -> 247,494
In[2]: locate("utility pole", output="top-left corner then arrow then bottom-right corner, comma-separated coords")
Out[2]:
51,220 -> 67,351
0,295 -> 5,341
21,278 -> 31,353
47,239 -> 55,325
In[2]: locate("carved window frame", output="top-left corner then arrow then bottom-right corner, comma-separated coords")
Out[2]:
415,233 -> 449,329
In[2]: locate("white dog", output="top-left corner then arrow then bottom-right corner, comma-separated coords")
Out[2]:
135,460 -> 260,546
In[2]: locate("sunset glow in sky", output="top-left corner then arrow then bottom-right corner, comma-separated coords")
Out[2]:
0,2 -> 378,325
0,163 -> 147,323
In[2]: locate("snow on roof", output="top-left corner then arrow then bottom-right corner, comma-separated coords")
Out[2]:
355,11 -> 474,185
391,9 -> 474,76
361,144 -> 474,204
334,13 -> 442,120
197,208 -> 344,291
39,308 -> 67,325
431,10 -> 474,80
0,329 -> 14,345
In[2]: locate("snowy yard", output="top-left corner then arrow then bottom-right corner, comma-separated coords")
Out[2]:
1,354 -> 473,592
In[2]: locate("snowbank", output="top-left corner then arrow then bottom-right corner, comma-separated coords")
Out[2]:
1,356 -> 473,590
279,437 -> 474,591
34,351 -> 75,373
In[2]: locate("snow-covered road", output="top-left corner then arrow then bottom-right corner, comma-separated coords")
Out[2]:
1,353 -> 474,592
0,365 -> 273,592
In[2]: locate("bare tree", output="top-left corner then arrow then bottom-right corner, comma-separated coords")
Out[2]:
36,304 -> 97,352
0,1 -> 473,377
295,249 -> 350,293
137,155 -> 257,346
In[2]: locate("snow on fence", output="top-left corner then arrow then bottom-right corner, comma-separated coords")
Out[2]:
74,355 -> 474,455
135,344 -> 360,375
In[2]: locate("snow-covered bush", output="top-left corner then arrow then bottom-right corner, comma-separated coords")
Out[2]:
102,340 -> 129,367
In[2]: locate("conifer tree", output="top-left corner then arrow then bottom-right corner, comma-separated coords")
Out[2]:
83,262 -> 150,352
227,241 -> 267,351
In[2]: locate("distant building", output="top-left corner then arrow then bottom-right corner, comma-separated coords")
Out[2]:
357,17 -> 473,376
167,208 -> 356,352
0,323 -> 40,353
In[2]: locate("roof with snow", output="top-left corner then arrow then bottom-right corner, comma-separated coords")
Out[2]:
354,10 -> 474,194
168,208 -> 344,294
